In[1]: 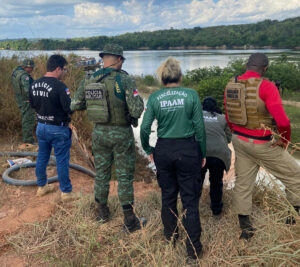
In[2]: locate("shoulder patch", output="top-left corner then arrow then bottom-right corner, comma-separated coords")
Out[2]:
133,88 -> 139,97
65,88 -> 70,95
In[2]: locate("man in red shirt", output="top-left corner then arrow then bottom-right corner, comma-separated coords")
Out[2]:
224,53 -> 300,240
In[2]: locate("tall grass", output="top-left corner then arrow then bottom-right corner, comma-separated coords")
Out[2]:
6,179 -> 300,266
1,56 -> 300,266
0,55 -> 89,139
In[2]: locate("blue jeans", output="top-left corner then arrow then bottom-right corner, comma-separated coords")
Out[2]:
35,122 -> 72,193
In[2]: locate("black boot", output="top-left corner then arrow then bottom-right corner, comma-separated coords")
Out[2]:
238,215 -> 256,240
123,209 -> 147,233
286,206 -> 299,225
165,230 -> 179,247
97,204 -> 110,223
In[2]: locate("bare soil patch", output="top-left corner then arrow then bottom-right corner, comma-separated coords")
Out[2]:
0,136 -> 157,265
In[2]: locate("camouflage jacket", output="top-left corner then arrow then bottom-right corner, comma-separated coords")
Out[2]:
71,68 -> 144,122
11,66 -> 33,101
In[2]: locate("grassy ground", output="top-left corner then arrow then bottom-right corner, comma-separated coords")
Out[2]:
1,56 -> 300,266
284,105 -> 300,145
6,179 -> 300,266
283,90 -> 300,102
281,88 -> 300,155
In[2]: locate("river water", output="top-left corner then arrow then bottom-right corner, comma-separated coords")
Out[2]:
0,49 -> 297,76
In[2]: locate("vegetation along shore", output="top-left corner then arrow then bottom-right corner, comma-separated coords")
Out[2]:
0,53 -> 300,266
1,17 -> 300,51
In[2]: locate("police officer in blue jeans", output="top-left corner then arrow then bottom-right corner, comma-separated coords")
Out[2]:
29,55 -> 76,201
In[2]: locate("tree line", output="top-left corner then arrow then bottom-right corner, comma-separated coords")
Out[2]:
1,16 -> 300,51
181,55 -> 300,111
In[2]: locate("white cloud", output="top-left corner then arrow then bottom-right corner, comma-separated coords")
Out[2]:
1,0 -> 300,38
1,0 -> 81,5
172,0 -> 300,27
73,2 -> 141,27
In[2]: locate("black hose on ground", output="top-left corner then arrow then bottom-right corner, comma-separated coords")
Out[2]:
0,151 -> 95,186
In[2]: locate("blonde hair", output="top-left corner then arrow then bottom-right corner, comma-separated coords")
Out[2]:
156,57 -> 182,85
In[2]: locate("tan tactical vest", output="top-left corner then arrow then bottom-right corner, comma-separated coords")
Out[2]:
225,77 -> 274,130
85,72 -> 129,126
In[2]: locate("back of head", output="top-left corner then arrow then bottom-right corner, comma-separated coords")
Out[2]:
203,96 -> 222,115
47,55 -> 67,72
22,58 -> 35,68
247,53 -> 269,72
157,57 -> 182,85
99,43 -> 125,60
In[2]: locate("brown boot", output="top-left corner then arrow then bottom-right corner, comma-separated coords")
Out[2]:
61,192 -> 80,202
36,184 -> 55,197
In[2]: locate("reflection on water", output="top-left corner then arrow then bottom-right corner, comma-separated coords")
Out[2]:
0,49 -> 296,76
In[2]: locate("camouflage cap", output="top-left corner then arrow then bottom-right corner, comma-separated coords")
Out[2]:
22,59 -> 35,68
247,53 -> 269,67
99,44 -> 125,59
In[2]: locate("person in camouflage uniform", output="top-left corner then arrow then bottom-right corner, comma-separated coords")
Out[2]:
11,59 -> 35,144
71,44 -> 146,232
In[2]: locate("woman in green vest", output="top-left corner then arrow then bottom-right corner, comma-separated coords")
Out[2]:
140,57 -> 206,260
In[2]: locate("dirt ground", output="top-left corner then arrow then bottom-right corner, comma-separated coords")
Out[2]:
0,136 -> 159,266
0,136 -> 236,267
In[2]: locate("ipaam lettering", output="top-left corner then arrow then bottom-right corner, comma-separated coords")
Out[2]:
160,98 -> 184,108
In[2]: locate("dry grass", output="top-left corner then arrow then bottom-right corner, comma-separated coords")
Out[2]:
1,56 -> 299,266
0,55 -> 89,140
6,179 -> 300,267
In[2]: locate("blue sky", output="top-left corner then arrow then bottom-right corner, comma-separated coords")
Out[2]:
1,0 -> 300,39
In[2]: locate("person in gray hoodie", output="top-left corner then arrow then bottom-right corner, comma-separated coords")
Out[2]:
201,97 -> 232,216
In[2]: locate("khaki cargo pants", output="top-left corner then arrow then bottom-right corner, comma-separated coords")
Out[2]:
232,134 -> 300,215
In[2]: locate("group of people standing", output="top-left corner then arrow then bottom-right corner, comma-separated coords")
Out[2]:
11,45 -> 300,260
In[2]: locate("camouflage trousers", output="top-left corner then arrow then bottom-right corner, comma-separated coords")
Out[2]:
92,124 -> 136,206
17,100 -> 35,144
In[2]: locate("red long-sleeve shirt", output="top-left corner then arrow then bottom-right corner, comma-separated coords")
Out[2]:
224,71 -> 291,143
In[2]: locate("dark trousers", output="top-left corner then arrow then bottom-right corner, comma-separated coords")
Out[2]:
201,157 -> 225,215
154,137 -> 203,258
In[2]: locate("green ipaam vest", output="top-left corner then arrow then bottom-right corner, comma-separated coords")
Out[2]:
85,71 -> 129,126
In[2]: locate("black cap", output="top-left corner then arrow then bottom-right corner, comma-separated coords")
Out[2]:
247,53 -> 269,67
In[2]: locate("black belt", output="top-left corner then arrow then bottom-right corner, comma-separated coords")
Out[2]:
234,131 -> 272,141
38,121 -> 69,127
158,136 -> 196,142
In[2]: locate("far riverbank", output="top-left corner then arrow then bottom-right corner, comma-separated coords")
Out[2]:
1,49 -> 299,76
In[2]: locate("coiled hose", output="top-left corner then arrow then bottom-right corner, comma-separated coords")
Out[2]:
0,151 -> 95,186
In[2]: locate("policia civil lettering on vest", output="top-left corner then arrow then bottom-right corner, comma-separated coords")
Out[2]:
71,44 -> 146,233
225,53 -> 300,240
11,59 -> 35,144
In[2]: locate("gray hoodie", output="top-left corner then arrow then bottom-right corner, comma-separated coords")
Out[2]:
203,110 -> 232,171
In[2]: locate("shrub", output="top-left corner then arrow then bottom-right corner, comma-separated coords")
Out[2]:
182,58 -> 300,113
265,62 -> 300,91
143,75 -> 157,86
